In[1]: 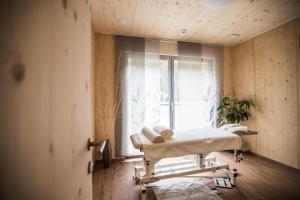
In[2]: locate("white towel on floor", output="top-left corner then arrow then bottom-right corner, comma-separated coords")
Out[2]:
153,125 -> 174,138
150,177 -> 222,200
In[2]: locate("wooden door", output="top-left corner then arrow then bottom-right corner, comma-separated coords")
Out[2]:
0,0 -> 93,199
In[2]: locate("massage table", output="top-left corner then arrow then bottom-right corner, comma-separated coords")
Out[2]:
130,127 -> 257,200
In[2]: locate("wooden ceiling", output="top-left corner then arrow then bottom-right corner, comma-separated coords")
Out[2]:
91,0 -> 300,46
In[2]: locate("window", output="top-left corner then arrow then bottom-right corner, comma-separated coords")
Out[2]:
159,55 -> 216,129
122,52 -> 217,156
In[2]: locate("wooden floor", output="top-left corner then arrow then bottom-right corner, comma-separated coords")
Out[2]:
93,152 -> 300,200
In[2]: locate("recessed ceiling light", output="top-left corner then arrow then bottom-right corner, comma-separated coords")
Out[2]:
117,19 -> 128,25
180,29 -> 187,34
202,0 -> 233,9
228,34 -> 240,39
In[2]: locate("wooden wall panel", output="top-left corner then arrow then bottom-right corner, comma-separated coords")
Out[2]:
254,21 -> 298,167
231,40 -> 257,153
94,34 -> 116,159
223,47 -> 233,96
224,18 -> 300,168
0,0 -> 93,199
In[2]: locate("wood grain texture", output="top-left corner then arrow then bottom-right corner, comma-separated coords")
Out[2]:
297,18 -> 300,169
91,31 -> 96,161
93,152 -> 300,200
232,40 -> 257,153
90,0 -> 300,46
0,0 -> 93,199
254,20 -> 298,167
223,47 -> 233,96
224,18 -> 300,168
94,34 -> 116,159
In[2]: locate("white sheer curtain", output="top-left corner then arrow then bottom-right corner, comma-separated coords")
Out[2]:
122,52 -> 162,156
177,42 -> 223,128
174,57 -> 217,129
121,51 -> 145,156
115,37 -> 162,157
170,42 -> 223,167
115,36 -> 145,157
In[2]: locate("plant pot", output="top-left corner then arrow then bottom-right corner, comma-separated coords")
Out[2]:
102,138 -> 112,168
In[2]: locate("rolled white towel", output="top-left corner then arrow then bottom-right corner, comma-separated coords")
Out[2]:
153,125 -> 174,138
142,127 -> 165,143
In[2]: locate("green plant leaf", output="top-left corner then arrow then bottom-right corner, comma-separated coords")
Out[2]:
217,96 -> 252,125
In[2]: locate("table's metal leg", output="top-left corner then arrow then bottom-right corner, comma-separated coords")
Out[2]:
234,150 -> 237,162
234,150 -> 244,162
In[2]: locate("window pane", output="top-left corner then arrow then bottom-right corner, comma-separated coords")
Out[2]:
159,57 -> 170,127
174,58 -> 216,129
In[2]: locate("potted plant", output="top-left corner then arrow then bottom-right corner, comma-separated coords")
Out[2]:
217,96 -> 252,126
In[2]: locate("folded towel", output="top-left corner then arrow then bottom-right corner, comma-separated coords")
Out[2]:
142,127 -> 165,143
218,123 -> 248,133
153,125 -> 174,138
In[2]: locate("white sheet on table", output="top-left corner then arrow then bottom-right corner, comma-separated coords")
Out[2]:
142,128 -> 242,161
150,177 -> 222,200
